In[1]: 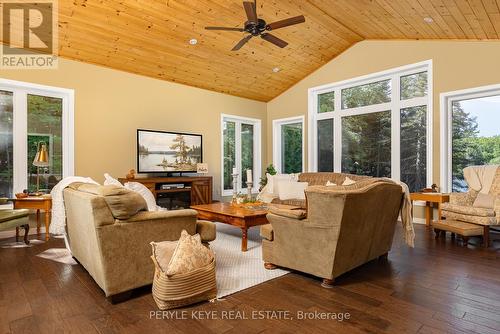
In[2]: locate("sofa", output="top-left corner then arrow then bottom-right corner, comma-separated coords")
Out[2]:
63,182 -> 215,299
261,177 -> 404,287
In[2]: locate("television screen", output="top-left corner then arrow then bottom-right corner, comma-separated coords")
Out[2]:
137,129 -> 202,173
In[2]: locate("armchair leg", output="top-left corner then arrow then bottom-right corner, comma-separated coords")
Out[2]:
434,228 -> 441,239
264,262 -> 277,270
321,278 -> 335,289
462,236 -> 469,247
483,226 -> 490,248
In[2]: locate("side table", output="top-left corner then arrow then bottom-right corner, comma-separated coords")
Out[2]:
11,196 -> 52,241
410,193 -> 450,226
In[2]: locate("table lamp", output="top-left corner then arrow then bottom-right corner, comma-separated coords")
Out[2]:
32,142 -> 49,196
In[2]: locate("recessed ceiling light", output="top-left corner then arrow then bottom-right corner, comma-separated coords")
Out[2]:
272,67 -> 280,73
189,38 -> 198,45
423,17 -> 433,23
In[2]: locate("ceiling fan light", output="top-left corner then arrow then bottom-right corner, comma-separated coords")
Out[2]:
189,38 -> 198,45
423,17 -> 433,23
272,67 -> 280,73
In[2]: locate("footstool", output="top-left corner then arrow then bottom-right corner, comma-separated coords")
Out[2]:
432,220 -> 483,246
0,209 -> 30,244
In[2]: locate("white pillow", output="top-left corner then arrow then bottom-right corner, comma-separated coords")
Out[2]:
103,173 -> 122,186
124,182 -> 158,211
342,176 -> 356,186
266,173 -> 299,196
326,181 -> 337,186
278,181 -> 308,200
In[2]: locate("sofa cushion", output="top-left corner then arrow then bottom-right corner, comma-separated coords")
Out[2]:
69,183 -> 147,219
166,230 -> 214,276
473,193 -> 495,209
441,203 -> 495,217
0,209 -> 29,223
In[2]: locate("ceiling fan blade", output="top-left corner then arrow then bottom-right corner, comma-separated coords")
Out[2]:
266,15 -> 305,31
243,1 -> 257,23
205,26 -> 245,32
261,33 -> 288,48
232,35 -> 253,51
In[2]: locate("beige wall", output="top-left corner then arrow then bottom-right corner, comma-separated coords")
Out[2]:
267,40 -> 500,188
1,58 -> 266,199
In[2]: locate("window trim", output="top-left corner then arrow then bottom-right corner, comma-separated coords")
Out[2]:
272,116 -> 305,174
0,78 -> 74,195
220,113 -> 261,197
308,60 -> 433,187
440,83 -> 500,193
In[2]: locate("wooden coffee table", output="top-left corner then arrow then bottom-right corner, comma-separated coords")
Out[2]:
191,202 -> 300,252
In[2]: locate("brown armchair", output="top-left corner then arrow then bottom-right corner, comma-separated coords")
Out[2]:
261,180 -> 403,287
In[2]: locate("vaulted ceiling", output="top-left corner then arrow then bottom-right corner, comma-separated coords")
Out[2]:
56,1 -> 500,101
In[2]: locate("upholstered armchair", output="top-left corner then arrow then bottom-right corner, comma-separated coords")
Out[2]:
261,179 -> 404,288
441,165 -> 500,246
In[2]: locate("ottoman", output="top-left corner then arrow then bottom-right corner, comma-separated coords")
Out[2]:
432,220 -> 483,246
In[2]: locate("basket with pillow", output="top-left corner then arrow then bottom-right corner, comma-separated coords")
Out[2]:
150,230 -> 217,310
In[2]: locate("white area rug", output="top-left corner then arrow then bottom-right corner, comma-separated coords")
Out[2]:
211,222 -> 289,298
27,223 -> 288,298
0,239 -> 45,248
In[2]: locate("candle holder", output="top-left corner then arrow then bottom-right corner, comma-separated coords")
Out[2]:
231,172 -> 239,204
246,181 -> 253,201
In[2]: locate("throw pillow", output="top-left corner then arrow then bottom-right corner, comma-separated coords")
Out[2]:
266,173 -> 300,196
103,173 -> 122,186
278,181 -> 308,200
342,176 -> 356,186
473,192 -> 495,209
150,240 -> 178,272
124,182 -> 158,211
326,181 -> 337,186
166,230 -> 214,276
101,185 -> 147,220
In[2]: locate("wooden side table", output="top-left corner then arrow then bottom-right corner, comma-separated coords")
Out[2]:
11,196 -> 52,241
410,193 -> 450,226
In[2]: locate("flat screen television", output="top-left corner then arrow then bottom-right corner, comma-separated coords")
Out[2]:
137,129 -> 202,173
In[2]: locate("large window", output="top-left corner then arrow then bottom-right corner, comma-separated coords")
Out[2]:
0,79 -> 74,198
441,85 -> 500,192
309,61 -> 432,192
273,116 -> 304,174
221,114 -> 261,196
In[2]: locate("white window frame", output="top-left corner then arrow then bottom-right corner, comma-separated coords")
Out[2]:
0,78 -> 75,195
272,116 -> 305,173
220,114 -> 261,197
308,60 -> 433,187
440,83 -> 500,193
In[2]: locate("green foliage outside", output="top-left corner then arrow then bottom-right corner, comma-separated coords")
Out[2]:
259,164 -> 277,190
281,123 -> 302,174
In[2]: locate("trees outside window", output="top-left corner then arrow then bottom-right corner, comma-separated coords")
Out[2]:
273,117 -> 303,174
221,115 -> 261,196
309,61 -> 432,192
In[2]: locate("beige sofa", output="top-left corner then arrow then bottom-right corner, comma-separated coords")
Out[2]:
63,182 -> 215,299
261,177 -> 403,287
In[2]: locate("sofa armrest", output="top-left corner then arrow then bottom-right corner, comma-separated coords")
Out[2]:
196,220 -> 216,242
120,209 -> 198,223
268,207 -> 307,220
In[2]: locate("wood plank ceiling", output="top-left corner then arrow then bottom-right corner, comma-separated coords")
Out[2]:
42,1 -> 500,101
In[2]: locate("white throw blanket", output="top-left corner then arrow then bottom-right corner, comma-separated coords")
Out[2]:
49,176 -> 99,235
463,165 -> 499,194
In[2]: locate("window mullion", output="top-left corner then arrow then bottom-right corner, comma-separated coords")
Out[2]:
12,89 -> 28,194
235,122 -> 242,191
391,76 -> 401,181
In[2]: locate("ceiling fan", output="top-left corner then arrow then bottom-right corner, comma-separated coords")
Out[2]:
205,0 -> 305,51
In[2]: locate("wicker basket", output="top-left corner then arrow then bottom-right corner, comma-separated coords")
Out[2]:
151,255 -> 217,310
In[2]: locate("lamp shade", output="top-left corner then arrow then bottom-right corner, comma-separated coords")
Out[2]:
33,143 -> 49,167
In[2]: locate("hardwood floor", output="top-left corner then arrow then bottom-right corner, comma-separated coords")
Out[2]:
1,224 -> 499,334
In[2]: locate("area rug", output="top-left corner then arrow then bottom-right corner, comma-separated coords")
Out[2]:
211,222 -> 289,298
30,223 -> 288,298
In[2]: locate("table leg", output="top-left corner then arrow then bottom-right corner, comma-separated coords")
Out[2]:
483,226 -> 490,248
22,224 -> 30,245
36,209 -> 41,235
425,202 -> 432,226
437,203 -> 442,223
45,210 -> 51,241
241,226 -> 248,252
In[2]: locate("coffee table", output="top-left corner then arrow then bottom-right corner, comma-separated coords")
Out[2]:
190,202 -> 301,252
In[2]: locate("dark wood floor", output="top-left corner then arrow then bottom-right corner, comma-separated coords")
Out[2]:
1,224 -> 499,334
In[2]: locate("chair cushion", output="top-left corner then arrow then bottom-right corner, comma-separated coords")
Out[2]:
0,209 -> 29,223
432,220 -> 483,236
268,207 -> 307,220
441,210 -> 497,226
441,203 -> 495,217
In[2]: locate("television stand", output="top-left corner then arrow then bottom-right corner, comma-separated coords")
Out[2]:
118,176 -> 212,209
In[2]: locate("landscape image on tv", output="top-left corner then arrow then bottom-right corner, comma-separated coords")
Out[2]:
137,130 -> 202,173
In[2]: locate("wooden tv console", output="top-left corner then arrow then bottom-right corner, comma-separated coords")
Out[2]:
118,176 -> 212,206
